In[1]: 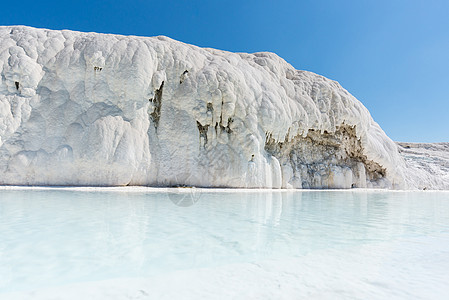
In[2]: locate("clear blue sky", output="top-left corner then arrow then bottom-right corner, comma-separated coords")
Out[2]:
2,0 -> 448,142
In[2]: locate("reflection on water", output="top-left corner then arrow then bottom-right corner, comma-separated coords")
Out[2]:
0,189 -> 448,293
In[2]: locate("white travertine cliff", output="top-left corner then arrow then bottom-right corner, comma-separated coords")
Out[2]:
0,26 -> 447,189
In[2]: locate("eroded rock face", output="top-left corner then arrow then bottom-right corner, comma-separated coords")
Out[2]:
265,125 -> 389,189
0,26 -> 414,188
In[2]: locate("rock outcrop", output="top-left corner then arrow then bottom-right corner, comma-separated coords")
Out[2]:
0,26 -> 443,189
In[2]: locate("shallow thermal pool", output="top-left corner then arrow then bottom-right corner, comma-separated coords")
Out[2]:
0,188 -> 448,299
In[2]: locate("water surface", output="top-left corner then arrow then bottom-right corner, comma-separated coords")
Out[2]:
0,189 -> 448,299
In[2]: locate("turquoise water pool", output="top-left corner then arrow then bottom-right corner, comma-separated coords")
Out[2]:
0,188 -> 448,299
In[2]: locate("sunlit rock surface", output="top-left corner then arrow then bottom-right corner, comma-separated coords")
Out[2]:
397,142 -> 449,190
0,26 -> 445,189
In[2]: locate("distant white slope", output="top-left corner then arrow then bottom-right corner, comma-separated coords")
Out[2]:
397,143 -> 449,190
0,26 -> 444,189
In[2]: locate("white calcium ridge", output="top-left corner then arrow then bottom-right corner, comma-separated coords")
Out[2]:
0,26 -> 445,189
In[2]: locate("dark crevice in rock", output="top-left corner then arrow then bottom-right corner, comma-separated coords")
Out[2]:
225,117 -> 233,134
149,81 -> 164,131
214,101 -> 233,135
215,117 -> 233,134
197,121 -> 209,147
206,102 -> 213,113
180,70 -> 189,84
219,100 -> 224,125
